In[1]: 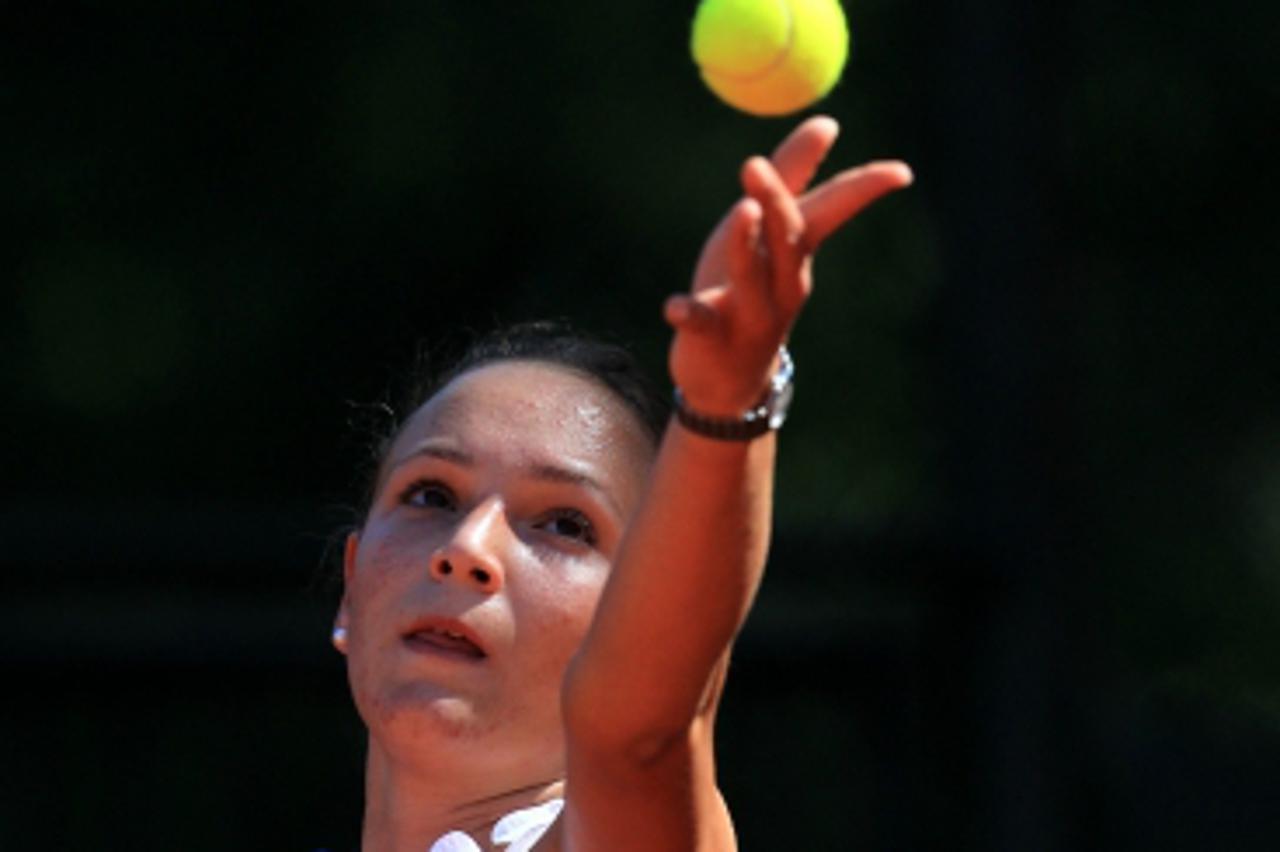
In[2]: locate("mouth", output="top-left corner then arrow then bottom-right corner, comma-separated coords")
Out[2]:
402,620 -> 487,661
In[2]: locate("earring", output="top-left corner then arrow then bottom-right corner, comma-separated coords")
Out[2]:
331,626 -> 348,652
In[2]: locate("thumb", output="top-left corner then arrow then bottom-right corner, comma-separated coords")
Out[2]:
663,293 -> 720,336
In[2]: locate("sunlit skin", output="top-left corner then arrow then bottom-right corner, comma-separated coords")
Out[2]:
337,362 -> 654,848
335,115 -> 912,851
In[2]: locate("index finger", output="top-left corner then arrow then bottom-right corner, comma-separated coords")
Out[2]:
799,160 -> 914,247
769,115 -> 840,196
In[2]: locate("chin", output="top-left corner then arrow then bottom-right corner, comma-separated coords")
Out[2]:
360,680 -> 502,751
359,682 -> 567,783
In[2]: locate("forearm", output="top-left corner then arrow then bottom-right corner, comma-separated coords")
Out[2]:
564,419 -> 776,752
562,120 -> 908,766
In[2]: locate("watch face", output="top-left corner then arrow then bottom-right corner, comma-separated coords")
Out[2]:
768,382 -> 794,429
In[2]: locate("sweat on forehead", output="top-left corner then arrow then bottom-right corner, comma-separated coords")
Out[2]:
373,360 -> 655,496
416,362 -> 625,438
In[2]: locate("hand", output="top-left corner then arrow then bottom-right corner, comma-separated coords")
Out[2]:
664,116 -> 914,417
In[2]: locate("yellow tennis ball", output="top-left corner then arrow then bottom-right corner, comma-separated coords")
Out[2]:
691,0 -> 849,117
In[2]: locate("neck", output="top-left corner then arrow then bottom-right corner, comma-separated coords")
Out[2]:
360,736 -> 564,852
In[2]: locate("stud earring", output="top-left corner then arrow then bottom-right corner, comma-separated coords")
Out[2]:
331,626 -> 348,652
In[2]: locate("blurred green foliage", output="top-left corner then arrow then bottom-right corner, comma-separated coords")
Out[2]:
3,0 -> 1278,848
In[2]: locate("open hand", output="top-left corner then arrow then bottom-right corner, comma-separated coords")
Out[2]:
664,116 -> 913,417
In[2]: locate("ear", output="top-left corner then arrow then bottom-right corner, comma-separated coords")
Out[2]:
333,531 -> 360,643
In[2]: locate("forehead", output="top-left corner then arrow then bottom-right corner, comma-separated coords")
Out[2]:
385,360 -> 653,483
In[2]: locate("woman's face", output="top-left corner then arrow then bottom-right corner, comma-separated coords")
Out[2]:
337,360 -> 654,778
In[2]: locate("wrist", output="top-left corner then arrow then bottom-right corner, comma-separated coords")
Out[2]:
673,350 -> 785,417
672,347 -> 794,441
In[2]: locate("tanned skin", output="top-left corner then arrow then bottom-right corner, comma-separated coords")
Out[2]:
559,118 -> 912,851
336,116 -> 911,851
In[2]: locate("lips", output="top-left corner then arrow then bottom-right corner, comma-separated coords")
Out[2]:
402,618 -> 487,661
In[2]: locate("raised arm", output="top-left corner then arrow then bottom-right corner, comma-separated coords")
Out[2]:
561,117 -> 912,850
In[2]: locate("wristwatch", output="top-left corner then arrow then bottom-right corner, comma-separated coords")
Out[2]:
673,347 -> 794,441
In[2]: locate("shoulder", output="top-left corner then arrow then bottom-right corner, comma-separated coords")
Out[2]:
550,720 -> 736,851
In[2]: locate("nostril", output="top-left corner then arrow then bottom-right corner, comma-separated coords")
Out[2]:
438,559 -> 453,576
471,567 -> 491,587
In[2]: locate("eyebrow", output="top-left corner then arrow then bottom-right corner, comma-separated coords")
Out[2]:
389,443 -> 624,519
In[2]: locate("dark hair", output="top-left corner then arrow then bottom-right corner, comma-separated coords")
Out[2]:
355,320 -> 669,524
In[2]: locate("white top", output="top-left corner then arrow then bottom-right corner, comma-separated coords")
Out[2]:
429,798 -> 564,852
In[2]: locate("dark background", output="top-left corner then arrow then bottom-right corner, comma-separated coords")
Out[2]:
4,1 -> 1278,849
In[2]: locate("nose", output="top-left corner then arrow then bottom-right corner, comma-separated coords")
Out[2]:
428,498 -> 506,594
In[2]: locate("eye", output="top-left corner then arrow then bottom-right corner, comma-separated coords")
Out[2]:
535,509 -> 597,546
399,479 -> 457,510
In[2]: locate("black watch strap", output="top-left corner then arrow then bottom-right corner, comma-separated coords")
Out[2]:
672,347 -> 794,442
674,388 -> 775,440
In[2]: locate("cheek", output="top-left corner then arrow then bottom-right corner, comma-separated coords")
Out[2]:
510,556 -> 608,678
344,522 -> 435,689
349,523 -> 430,610
343,525 -> 442,727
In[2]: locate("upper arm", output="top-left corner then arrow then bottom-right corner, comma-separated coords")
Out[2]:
554,652 -> 737,852
551,428 -> 772,850
559,714 -> 736,852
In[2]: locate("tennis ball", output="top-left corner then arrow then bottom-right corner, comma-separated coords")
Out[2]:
691,0 -> 849,117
